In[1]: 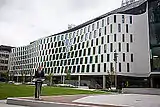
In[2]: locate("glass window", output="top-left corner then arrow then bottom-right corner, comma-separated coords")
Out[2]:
91,40 -> 93,46
107,35 -> 109,43
96,38 -> 98,45
101,37 -> 104,44
104,44 -> 107,53
87,65 -> 89,72
119,63 -> 121,72
126,24 -> 129,33
130,16 -> 132,24
81,65 -> 85,72
89,32 -> 92,39
110,63 -> 113,72
130,34 -> 133,42
99,28 -> 102,36
88,48 -> 91,55
92,23 -> 95,31
94,30 -> 97,38
110,24 -> 112,33
122,15 -> 125,23
123,53 -> 125,62
127,43 -> 129,52
110,43 -> 113,52
131,54 -> 133,62
85,57 -> 88,64
107,17 -> 109,25
118,24 -> 121,32
90,56 -> 93,63
127,63 -> 130,72
114,34 -> 116,42
104,63 -> 106,72
88,25 -> 90,32
92,64 -> 95,72
107,54 -> 110,62
83,49 -> 86,56
98,46 -> 101,54
114,15 -> 116,23
95,55 -> 98,63
97,21 -> 99,29
102,19 -> 104,27
104,26 -> 107,35
119,43 -> 121,52
122,34 -> 125,42
101,55 -> 103,62
98,64 -> 100,72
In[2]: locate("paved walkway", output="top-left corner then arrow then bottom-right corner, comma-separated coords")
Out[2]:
73,94 -> 160,107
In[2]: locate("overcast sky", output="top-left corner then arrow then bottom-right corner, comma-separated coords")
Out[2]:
0,0 -> 122,47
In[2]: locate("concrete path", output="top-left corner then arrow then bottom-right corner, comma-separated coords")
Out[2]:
0,100 -> 27,107
73,94 -> 160,107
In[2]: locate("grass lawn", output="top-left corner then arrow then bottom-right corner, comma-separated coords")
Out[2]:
0,83 -> 106,100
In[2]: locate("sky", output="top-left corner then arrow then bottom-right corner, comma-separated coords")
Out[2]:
0,0 -> 122,47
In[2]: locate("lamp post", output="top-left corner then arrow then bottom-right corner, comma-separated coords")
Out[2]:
113,50 -> 118,88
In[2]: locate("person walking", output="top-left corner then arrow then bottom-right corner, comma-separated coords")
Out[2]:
34,66 -> 45,99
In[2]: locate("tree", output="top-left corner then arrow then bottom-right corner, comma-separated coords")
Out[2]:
46,72 -> 53,86
107,67 -> 115,88
29,71 -> 34,82
66,70 -> 71,80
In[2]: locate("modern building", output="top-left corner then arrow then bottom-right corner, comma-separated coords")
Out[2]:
0,45 -> 13,77
9,0 -> 160,88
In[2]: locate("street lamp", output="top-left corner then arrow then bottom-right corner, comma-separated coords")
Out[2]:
113,50 -> 118,88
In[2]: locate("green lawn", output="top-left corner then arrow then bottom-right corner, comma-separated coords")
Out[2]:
0,83 -> 106,100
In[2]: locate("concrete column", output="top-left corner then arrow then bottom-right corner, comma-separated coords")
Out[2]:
150,77 -> 153,88
103,75 -> 106,89
63,75 -> 65,84
78,75 -> 81,86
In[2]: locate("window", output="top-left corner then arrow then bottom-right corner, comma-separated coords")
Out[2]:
114,15 -> 116,23
127,43 -> 129,52
119,63 -> 121,72
97,21 -> 99,29
85,57 -> 88,64
89,32 -> 92,39
127,63 -> 130,72
76,58 -> 79,64
130,16 -> 132,24
93,47 -> 96,55
110,43 -> 113,52
91,40 -> 93,46
94,30 -> 97,38
130,34 -> 133,42
110,24 -> 112,33
92,23 -> 95,31
101,37 -> 104,44
101,55 -> 103,62
99,28 -> 102,36
102,19 -> 104,27
104,44 -> 107,53
79,50 -> 82,57
114,34 -> 116,42
119,43 -> 121,52
107,35 -> 109,43
107,54 -> 110,62
95,55 -> 98,63
86,41 -> 89,47
98,64 -> 100,72
126,24 -> 129,33
98,46 -> 101,54
104,26 -> 107,35
122,34 -> 125,42
88,25 -> 90,32
118,24 -> 121,32
123,53 -> 125,62
110,63 -> 113,71
107,17 -> 109,25
90,56 -> 93,63
88,48 -> 91,55
77,65 -> 80,73
92,64 -> 95,72
87,65 -> 89,72
80,58 -> 83,64
96,38 -> 98,45
83,49 -> 86,56
131,54 -> 133,62
122,15 -> 125,23
104,63 -> 106,72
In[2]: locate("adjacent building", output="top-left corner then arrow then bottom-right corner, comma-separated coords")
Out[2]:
9,0 -> 160,88
0,45 -> 13,77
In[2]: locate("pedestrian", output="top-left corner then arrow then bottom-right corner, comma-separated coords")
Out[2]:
34,66 -> 45,99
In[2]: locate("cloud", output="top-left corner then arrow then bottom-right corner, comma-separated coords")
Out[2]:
0,0 -> 121,47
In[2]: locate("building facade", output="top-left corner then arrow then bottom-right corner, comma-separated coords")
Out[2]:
0,45 -> 13,78
9,0 -> 160,88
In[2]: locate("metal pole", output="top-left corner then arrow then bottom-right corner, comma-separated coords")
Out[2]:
114,50 -> 118,88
